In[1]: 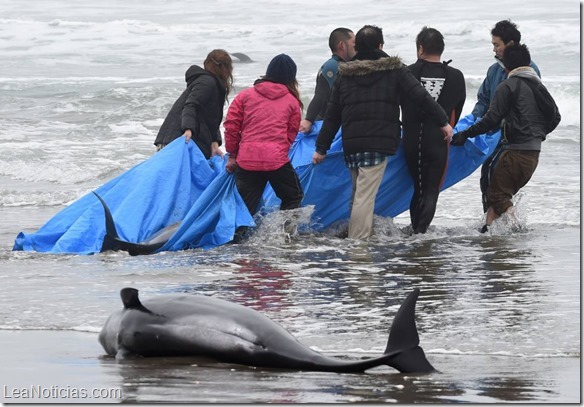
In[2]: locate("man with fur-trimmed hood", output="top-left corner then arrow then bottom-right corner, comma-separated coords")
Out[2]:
312,25 -> 453,239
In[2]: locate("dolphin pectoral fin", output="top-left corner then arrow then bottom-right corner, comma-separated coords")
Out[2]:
383,289 -> 435,373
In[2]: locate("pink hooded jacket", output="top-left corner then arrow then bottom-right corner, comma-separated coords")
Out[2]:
224,81 -> 301,171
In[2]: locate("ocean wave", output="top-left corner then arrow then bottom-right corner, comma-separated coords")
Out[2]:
0,76 -> 180,84
0,326 -> 101,333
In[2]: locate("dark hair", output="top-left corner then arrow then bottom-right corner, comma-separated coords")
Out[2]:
416,26 -> 444,55
204,49 -> 234,101
502,43 -> 531,71
355,25 -> 384,53
286,79 -> 304,110
491,19 -> 521,45
328,27 -> 354,53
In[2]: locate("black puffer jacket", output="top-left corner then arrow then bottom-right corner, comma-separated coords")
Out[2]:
316,53 -> 449,156
154,65 -> 226,158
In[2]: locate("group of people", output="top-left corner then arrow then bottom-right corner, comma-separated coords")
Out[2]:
153,19 -> 556,241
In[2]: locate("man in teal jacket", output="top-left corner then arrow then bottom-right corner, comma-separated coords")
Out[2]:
472,20 -> 540,212
299,28 -> 356,133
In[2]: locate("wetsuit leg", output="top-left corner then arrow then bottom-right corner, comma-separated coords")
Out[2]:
403,129 -> 448,234
402,132 -> 422,230
414,134 -> 448,234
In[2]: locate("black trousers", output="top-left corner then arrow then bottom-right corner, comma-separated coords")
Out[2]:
480,144 -> 504,213
235,162 -> 304,216
403,128 -> 449,234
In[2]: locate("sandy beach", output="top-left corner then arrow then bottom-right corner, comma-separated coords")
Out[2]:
1,330 -> 121,404
1,328 -> 580,403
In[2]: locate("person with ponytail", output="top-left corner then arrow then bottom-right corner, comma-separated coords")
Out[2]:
224,53 -> 304,223
154,49 -> 233,159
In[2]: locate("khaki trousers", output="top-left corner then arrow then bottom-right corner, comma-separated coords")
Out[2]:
348,159 -> 388,239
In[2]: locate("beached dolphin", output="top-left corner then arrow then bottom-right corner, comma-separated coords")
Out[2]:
98,287 -> 435,373
93,192 -> 179,256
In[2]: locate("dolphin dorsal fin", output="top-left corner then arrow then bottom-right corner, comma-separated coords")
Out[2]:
120,287 -> 153,314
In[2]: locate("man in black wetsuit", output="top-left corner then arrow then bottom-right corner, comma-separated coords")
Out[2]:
299,28 -> 356,133
401,27 -> 466,234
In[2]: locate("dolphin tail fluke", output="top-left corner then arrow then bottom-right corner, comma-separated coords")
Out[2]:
384,289 -> 435,373
93,192 -> 142,255
93,191 -> 124,253
93,191 -> 167,256
386,345 -> 435,373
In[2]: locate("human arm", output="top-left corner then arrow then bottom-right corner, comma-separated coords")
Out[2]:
223,94 -> 244,172
452,70 -> 467,125
313,79 -> 342,163
211,141 -> 224,158
451,81 -> 513,146
471,62 -> 507,119
471,77 -> 490,119
288,103 -> 302,145
302,73 -> 333,131
181,77 -> 216,141
210,129 -> 224,158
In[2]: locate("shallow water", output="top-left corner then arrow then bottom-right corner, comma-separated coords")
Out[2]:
0,0 -> 580,403
0,221 -> 580,402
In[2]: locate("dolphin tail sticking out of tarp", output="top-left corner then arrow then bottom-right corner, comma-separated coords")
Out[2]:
13,138 -> 217,255
93,192 -> 179,256
93,170 -> 256,256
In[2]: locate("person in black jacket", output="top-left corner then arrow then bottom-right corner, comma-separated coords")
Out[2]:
451,44 -> 544,233
312,25 -> 453,239
402,27 -> 466,234
154,49 -> 233,159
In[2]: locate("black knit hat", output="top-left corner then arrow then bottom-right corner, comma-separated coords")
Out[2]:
266,54 -> 297,85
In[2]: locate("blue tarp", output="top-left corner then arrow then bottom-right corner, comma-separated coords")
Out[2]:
13,138 -> 254,254
13,114 -> 499,254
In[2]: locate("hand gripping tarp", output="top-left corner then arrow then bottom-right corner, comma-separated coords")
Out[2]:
13,138 -> 254,254
263,114 -> 501,230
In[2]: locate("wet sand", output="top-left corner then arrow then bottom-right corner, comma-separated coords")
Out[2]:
1,330 -> 120,404
1,329 -> 580,404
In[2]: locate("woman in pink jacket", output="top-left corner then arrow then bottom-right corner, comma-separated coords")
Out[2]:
225,54 -> 304,218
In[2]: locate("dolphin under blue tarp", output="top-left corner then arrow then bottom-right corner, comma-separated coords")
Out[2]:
157,169 -> 255,252
13,138 -> 253,254
263,114 -> 501,230
13,114 -> 499,254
